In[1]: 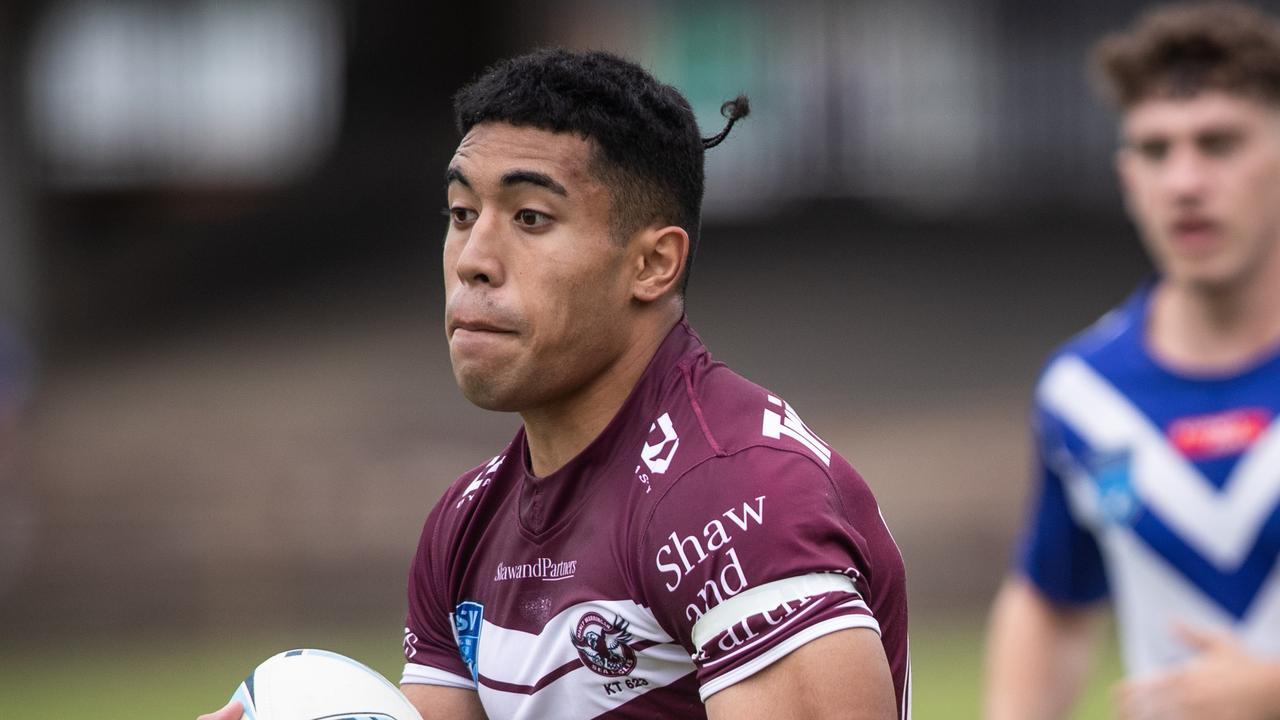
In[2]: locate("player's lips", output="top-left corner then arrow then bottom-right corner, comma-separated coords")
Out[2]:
451,319 -> 514,334
1168,217 -> 1221,253
445,296 -> 523,342
447,314 -> 521,346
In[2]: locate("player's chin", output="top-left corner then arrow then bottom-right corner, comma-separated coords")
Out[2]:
1168,256 -> 1247,290
454,368 -> 525,412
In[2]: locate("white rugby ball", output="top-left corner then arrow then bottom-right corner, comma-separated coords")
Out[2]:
230,648 -> 423,720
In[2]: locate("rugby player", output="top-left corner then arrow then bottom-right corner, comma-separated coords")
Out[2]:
985,4 -> 1280,719
202,49 -> 908,719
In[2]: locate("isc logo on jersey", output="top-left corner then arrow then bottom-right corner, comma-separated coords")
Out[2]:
641,412 -> 680,473
635,411 -> 679,494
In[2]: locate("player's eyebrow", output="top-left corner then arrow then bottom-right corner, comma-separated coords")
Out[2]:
501,170 -> 568,197
445,167 -> 471,189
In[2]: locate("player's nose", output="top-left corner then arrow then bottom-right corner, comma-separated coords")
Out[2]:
454,211 -> 506,287
1163,147 -> 1210,201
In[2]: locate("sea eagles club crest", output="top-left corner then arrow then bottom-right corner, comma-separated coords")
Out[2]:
570,612 -> 637,676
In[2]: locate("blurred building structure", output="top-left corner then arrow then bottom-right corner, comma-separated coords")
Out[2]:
14,0 -> 1263,348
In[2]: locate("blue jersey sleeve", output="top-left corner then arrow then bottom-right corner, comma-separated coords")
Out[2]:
1015,408 -> 1109,605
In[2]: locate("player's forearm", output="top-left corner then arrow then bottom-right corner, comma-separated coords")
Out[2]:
983,576 -> 1103,720
401,683 -> 488,720
705,628 -> 896,720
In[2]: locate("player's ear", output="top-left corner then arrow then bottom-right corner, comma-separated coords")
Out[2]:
631,225 -> 688,303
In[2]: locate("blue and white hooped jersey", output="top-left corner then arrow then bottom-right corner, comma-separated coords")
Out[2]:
1019,282 -> 1280,677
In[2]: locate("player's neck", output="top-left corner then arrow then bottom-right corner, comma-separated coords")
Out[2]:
520,312 -> 680,478
1148,259 -> 1280,372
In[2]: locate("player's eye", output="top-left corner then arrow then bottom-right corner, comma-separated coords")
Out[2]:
1135,139 -> 1169,162
515,209 -> 552,229
444,206 -> 478,226
1199,132 -> 1240,157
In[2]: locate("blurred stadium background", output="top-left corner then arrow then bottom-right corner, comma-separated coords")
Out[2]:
1,0 -> 1247,716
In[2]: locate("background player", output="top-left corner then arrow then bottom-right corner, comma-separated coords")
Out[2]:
202,49 -> 909,719
985,3 -> 1280,719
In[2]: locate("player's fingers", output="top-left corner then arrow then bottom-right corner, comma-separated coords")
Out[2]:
1116,677 -> 1177,720
1171,621 -> 1231,654
1115,679 -> 1144,720
1171,620 -> 1210,649
196,699 -> 243,720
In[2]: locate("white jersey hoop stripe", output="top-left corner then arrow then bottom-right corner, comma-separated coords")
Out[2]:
402,662 -> 475,689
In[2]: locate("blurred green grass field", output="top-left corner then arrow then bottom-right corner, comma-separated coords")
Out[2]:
0,618 -> 1121,719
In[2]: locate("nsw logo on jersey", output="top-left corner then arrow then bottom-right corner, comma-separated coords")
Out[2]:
1086,449 -> 1139,526
453,601 -> 484,682
570,612 -> 637,677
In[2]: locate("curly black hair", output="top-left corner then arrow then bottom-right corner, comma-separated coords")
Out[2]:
453,48 -> 748,293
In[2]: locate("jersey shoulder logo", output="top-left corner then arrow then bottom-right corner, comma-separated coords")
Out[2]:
402,626 -> 419,659
452,600 -> 484,682
570,612 -> 637,677
456,455 -> 504,509
640,412 -> 680,474
762,395 -> 831,466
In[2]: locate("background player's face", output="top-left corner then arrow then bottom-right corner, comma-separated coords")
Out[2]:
441,123 -> 637,412
1117,91 -> 1280,291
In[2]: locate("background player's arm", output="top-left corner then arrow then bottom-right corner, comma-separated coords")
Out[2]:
704,627 -> 897,720
983,576 -> 1106,720
402,683 -> 487,720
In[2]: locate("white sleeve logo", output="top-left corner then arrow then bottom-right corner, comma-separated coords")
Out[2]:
762,396 -> 831,466
403,626 -> 419,658
456,454 -> 504,509
641,412 -> 680,474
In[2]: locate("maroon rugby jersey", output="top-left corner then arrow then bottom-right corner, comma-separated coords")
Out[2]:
403,319 -> 910,719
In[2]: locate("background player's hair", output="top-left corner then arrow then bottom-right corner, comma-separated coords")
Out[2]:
453,48 -> 747,294
1093,1 -> 1280,108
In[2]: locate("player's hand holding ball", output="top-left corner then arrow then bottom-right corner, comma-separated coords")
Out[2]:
197,699 -> 243,720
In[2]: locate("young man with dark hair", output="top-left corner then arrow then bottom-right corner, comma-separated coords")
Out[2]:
202,49 -> 908,719
985,4 -> 1280,719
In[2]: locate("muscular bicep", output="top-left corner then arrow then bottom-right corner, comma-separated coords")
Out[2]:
704,627 -> 896,720
401,683 -> 487,720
